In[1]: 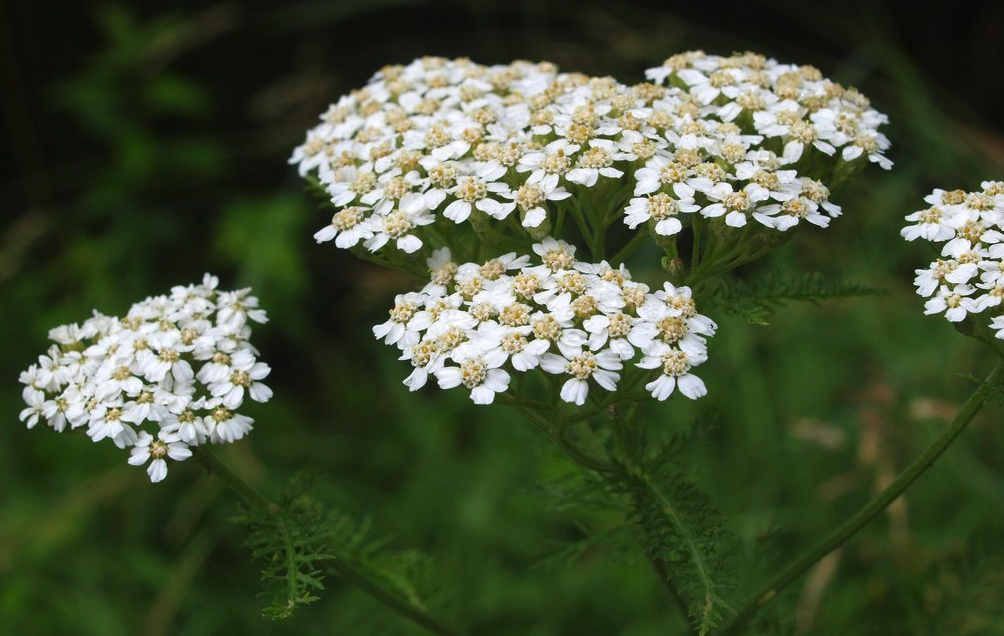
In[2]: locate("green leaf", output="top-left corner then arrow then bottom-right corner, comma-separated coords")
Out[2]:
710,270 -> 885,325
611,471 -> 740,635
236,475 -> 334,619
235,474 -> 440,620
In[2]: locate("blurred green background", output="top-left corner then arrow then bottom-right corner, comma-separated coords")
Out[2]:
4,1 -> 1004,634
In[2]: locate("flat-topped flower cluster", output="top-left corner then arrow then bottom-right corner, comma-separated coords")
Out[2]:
293,52 -> 890,259
374,238 -> 716,405
903,181 -> 1004,338
18,275 -> 271,482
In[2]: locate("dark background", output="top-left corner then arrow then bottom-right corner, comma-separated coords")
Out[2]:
3,1 -> 1004,634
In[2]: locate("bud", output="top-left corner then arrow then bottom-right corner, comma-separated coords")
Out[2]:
662,256 -> 685,278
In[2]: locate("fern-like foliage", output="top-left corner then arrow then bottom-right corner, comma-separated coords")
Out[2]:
711,271 -> 885,325
611,469 -> 741,635
236,474 -> 438,620
236,474 -> 334,619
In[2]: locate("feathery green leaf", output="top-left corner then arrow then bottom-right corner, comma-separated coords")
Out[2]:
236,474 -> 334,619
611,470 -> 740,635
710,271 -> 885,325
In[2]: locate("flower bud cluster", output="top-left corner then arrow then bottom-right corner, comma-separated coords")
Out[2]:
903,181 -> 1004,337
18,275 -> 272,482
293,53 -> 889,257
373,239 -> 716,405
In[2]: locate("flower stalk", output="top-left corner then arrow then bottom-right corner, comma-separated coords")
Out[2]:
718,358 -> 1004,635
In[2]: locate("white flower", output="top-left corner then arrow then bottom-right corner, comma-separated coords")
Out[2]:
19,389 -> 44,429
629,285 -> 716,353
516,139 -> 579,190
435,342 -> 510,404
217,289 -> 268,330
633,156 -> 699,198
477,322 -> 550,371
924,284 -> 974,322
540,347 -> 622,405
365,204 -> 435,254
991,314 -> 1004,339
637,343 -> 708,400
208,403 -> 255,443
901,205 -> 957,242
701,182 -> 771,228
373,292 -> 426,345
161,404 -> 211,445
565,140 -> 626,187
532,237 -> 577,271
374,246 -> 718,406
19,275 -> 272,483
208,348 -> 272,409
314,206 -> 374,248
508,182 -> 571,228
623,192 -> 699,236
128,431 -> 192,483
87,402 -> 138,449
444,174 -> 514,222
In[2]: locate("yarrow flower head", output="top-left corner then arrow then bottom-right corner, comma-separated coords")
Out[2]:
18,274 -> 272,483
373,240 -> 716,405
903,181 -> 1004,337
293,52 -> 890,266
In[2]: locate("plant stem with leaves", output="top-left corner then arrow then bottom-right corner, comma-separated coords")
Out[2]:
195,447 -> 467,636
503,397 -> 738,636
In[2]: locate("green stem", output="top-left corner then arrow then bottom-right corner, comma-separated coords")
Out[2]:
195,446 -> 272,510
592,220 -> 607,261
691,218 -> 703,273
718,359 -> 1004,635
194,448 -> 467,636
510,404 -> 620,473
605,408 -> 698,635
570,202 -> 594,248
610,231 -> 650,266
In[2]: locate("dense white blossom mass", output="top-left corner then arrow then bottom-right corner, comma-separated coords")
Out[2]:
375,239 -> 716,405
292,52 -> 891,257
18,275 -> 271,482
903,181 -> 1004,338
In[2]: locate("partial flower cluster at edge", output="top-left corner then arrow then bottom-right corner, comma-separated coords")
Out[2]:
903,181 -> 1004,338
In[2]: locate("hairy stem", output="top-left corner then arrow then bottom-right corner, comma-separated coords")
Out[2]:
719,359 -> 1004,635
194,448 -> 467,636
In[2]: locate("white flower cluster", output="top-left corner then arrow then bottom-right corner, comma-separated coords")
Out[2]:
903,181 -> 1004,337
374,238 -> 716,406
292,52 -> 889,256
18,275 -> 272,483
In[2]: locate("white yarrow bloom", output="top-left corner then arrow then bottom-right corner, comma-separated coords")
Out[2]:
435,342 -> 510,404
376,240 -> 718,406
129,431 -> 192,483
18,275 -> 272,482
637,343 -> 708,400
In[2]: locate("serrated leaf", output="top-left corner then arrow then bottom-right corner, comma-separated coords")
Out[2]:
611,471 -> 740,635
236,476 -> 335,619
711,271 -> 884,325
235,474 -> 440,621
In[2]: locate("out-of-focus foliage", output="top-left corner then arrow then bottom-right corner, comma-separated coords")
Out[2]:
4,1 -> 1004,634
